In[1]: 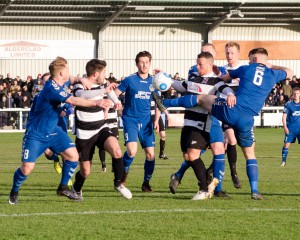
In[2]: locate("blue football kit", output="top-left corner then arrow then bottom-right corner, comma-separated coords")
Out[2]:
117,72 -> 155,148
212,63 -> 287,147
22,79 -> 75,163
283,100 -> 300,143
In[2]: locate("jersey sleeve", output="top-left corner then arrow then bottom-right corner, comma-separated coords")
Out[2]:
117,77 -> 129,93
44,80 -> 72,103
228,66 -> 244,79
275,70 -> 287,83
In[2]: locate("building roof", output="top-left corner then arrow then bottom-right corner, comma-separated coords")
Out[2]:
0,0 -> 300,26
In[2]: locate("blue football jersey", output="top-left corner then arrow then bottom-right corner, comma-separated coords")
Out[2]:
230,63 -> 287,115
117,72 -> 153,118
284,100 -> 300,129
27,79 -> 72,136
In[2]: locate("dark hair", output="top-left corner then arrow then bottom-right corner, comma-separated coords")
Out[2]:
135,51 -> 152,64
85,59 -> 107,77
197,51 -> 214,61
41,72 -> 51,81
248,48 -> 268,57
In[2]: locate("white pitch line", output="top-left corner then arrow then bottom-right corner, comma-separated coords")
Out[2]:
1,208 -> 299,217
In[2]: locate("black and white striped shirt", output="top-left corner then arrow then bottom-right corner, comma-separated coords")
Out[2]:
73,83 -> 108,139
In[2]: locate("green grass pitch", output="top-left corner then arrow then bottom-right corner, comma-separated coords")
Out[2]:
0,128 -> 300,239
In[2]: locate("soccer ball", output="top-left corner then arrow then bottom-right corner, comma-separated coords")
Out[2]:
152,72 -> 173,92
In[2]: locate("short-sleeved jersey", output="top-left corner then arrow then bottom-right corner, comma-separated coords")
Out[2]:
230,63 -> 287,116
27,79 -> 72,137
283,100 -> 300,130
117,72 -> 153,118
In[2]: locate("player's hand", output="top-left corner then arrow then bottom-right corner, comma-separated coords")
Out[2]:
80,77 -> 92,90
227,94 -> 236,108
105,83 -> 118,93
114,102 -> 123,110
95,99 -> 112,108
213,65 -> 221,77
153,68 -> 163,74
284,126 -> 289,134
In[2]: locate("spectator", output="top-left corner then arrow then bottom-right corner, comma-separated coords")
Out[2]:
21,76 -> 34,93
4,73 -> 13,88
32,79 -> 44,98
5,92 -> 15,126
21,85 -> 32,102
0,95 -> 8,128
0,74 -> 3,85
107,72 -> 117,83
282,78 -> 293,101
15,76 -> 22,86
290,75 -> 298,89
276,94 -> 286,106
10,79 -> 21,95
0,83 -> 6,99
265,94 -> 276,107
13,91 -> 23,108
20,95 -> 31,129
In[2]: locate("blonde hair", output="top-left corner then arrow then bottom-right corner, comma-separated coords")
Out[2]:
225,41 -> 240,52
49,56 -> 68,78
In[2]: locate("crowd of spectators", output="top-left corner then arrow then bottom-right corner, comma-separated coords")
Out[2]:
264,76 -> 300,107
0,73 -> 42,128
1,70 -> 298,129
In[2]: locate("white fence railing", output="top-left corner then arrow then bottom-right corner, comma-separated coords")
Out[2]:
0,106 -> 284,132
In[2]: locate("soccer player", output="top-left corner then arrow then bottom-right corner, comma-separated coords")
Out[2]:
166,52 -> 234,199
280,87 -> 300,166
72,59 -> 132,200
221,41 -> 243,189
154,48 -> 293,200
113,51 -> 156,192
8,56 -> 113,204
169,44 -> 229,197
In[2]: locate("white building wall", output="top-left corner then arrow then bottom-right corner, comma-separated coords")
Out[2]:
213,26 -> 300,76
101,25 -> 206,79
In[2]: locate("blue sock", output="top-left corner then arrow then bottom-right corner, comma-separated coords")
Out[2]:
60,160 -> 78,186
282,147 -> 288,162
213,154 -> 225,193
123,151 -> 134,173
175,160 -> 190,179
46,153 -> 59,162
163,95 -> 198,108
144,159 -> 155,182
11,168 -> 27,193
246,159 -> 258,193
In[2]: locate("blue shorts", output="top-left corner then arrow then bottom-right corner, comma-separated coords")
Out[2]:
284,127 -> 300,144
122,116 -> 155,149
210,116 -> 224,144
212,98 -> 255,147
22,127 -> 75,163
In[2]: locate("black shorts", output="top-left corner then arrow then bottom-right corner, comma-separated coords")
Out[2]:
110,127 -> 119,139
76,127 -> 115,161
151,115 -> 165,132
180,126 -> 210,153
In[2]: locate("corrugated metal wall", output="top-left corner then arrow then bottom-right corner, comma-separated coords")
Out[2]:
101,25 -> 206,79
0,24 -> 97,79
1,24 -> 300,80
213,26 -> 300,76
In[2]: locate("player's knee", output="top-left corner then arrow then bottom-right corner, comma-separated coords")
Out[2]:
80,168 -> 90,178
20,163 -> 34,176
111,147 -> 123,159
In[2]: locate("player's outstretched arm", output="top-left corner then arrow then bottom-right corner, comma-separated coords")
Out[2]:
266,63 -> 294,79
66,96 -> 112,108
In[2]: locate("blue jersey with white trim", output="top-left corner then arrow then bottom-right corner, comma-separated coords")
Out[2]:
117,72 -> 153,118
230,63 -> 287,116
284,100 -> 300,130
27,79 -> 72,136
